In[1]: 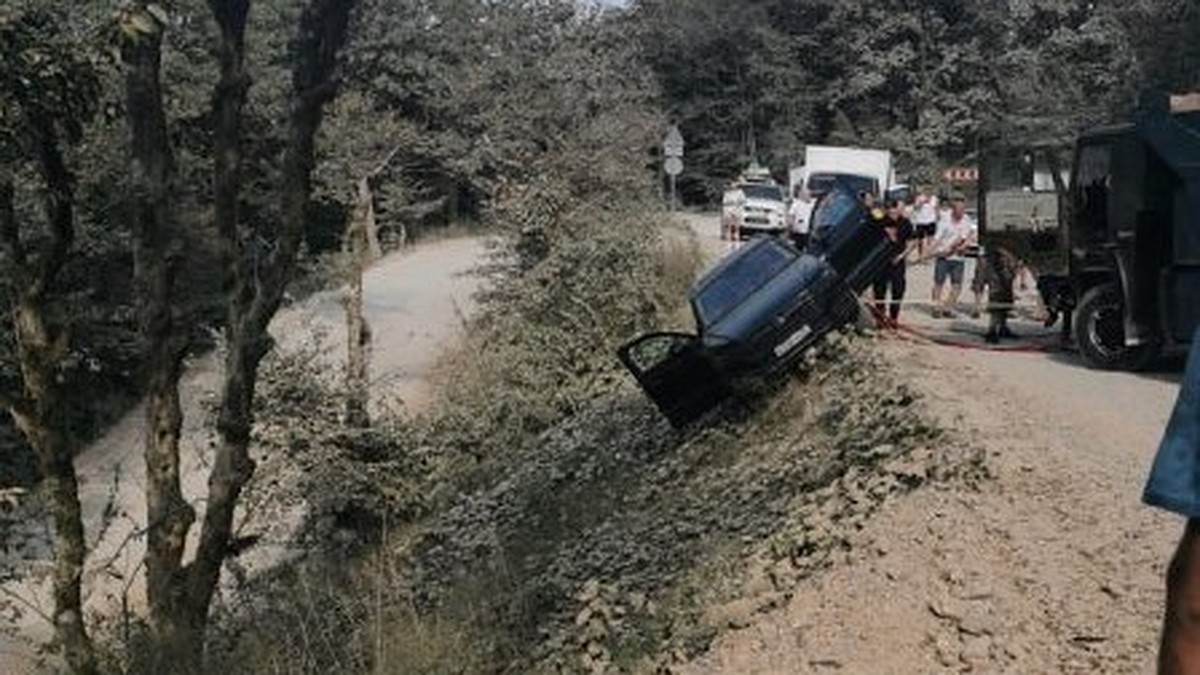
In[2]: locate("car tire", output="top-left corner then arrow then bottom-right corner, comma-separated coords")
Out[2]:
1073,282 -> 1158,371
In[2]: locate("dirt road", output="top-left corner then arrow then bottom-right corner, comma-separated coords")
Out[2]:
679,214 -> 1184,673
0,236 -> 485,671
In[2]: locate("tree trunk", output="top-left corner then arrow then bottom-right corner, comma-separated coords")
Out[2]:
343,177 -> 374,427
10,302 -> 95,675
342,142 -> 400,427
122,4 -> 195,661
1,122 -> 97,674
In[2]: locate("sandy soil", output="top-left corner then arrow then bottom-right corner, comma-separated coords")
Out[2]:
0,236 -> 485,671
679,214 -> 1185,673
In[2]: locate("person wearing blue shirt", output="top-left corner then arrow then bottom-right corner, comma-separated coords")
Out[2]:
1144,328 -> 1200,673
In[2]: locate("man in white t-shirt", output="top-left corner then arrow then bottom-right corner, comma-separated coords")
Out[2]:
788,186 -> 815,250
929,193 -> 977,317
912,189 -> 939,257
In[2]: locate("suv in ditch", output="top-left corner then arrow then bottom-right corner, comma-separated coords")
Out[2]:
618,188 -> 897,427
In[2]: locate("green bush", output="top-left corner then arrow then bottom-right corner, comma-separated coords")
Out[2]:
429,190 -> 700,473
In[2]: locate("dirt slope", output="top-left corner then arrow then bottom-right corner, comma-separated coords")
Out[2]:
677,217 -> 1184,674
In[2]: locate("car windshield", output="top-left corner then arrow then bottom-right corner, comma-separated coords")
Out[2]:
808,173 -> 878,199
741,184 -> 784,201
693,239 -> 794,327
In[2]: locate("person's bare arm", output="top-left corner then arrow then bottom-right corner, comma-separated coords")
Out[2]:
1162,520 -> 1200,674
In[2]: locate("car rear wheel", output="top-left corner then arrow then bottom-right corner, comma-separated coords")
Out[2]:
1073,282 -> 1157,371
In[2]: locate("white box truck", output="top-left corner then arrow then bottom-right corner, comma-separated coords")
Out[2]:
789,145 -> 894,202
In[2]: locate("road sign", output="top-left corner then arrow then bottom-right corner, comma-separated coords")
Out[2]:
663,156 -> 683,176
943,166 -> 979,182
663,125 -> 684,157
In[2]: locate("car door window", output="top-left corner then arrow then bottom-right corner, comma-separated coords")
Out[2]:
620,333 -> 695,375
1074,144 -> 1111,243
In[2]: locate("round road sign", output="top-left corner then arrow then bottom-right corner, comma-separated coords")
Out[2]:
663,156 -> 683,176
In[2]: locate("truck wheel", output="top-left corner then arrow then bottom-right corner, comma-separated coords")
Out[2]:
1073,283 -> 1157,371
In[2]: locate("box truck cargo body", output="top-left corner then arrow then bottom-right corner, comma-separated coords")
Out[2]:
789,146 -> 894,201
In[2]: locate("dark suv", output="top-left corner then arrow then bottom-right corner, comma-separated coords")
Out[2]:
618,189 -> 897,427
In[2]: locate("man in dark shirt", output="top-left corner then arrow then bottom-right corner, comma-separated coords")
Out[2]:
872,198 -> 916,328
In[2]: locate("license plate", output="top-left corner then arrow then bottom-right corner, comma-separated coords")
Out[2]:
773,324 -> 813,357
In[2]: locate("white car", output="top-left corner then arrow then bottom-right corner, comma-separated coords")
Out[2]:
736,183 -> 787,238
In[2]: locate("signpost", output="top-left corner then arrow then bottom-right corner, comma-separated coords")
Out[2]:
663,125 -> 684,211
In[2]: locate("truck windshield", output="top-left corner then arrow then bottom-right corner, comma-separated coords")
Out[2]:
807,173 -> 878,199
693,239 -> 794,327
741,184 -> 784,201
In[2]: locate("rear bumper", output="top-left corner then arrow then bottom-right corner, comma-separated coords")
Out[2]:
738,224 -> 787,239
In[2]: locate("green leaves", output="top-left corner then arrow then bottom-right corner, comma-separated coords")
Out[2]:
0,7 -> 101,148
632,0 -> 1197,189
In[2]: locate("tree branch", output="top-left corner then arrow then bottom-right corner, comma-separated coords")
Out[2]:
0,169 -> 28,277
366,142 -> 404,182
206,0 -> 250,250
28,116 -> 75,301
188,0 -> 359,624
122,2 -> 197,655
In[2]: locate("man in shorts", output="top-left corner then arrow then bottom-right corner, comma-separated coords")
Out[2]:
928,194 -> 976,317
1144,329 -> 1200,672
912,189 -> 939,257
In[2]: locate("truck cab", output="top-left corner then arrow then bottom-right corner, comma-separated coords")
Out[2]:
1063,92 -> 1200,368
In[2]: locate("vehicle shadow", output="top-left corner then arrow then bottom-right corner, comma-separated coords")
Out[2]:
1043,349 -> 1185,384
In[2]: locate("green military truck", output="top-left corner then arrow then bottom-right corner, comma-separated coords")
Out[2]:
979,91 -> 1200,370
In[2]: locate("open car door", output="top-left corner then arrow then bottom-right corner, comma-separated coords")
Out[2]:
617,332 -> 732,428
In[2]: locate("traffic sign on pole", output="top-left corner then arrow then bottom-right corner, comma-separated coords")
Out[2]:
663,125 -> 684,158
664,157 -> 683,212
